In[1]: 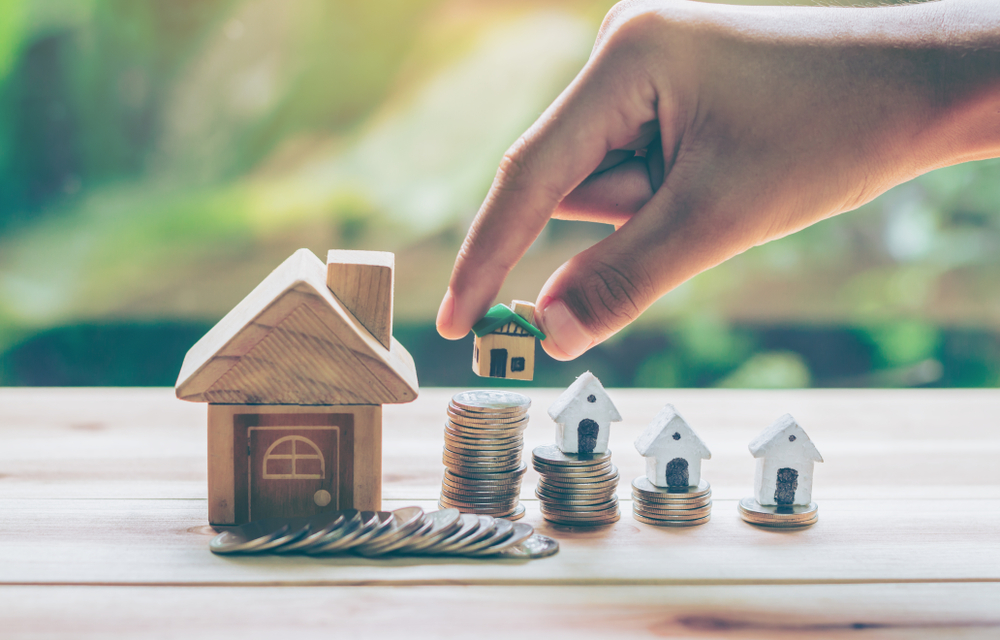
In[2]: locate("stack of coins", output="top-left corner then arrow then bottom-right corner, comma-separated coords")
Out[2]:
631,476 -> 712,526
438,390 -> 531,521
532,444 -> 620,525
738,497 -> 818,528
209,506 -> 560,558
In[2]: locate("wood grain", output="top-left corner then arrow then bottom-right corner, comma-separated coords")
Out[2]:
1,388 -> 999,637
3,584 -> 999,639
326,249 -> 394,349
175,249 -> 417,404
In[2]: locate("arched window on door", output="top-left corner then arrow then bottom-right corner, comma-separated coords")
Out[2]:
262,435 -> 325,480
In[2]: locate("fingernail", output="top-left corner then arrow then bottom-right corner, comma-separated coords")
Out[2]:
436,288 -> 455,333
537,298 -> 594,360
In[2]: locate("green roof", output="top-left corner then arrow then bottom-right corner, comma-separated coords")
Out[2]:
471,304 -> 546,340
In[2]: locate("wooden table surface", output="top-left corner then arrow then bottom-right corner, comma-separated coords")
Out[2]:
1,387 -> 998,639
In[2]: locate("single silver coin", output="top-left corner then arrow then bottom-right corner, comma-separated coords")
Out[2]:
335,511 -> 395,551
632,491 -> 713,507
459,518 -> 514,553
433,515 -> 498,554
274,510 -> 350,554
465,522 -> 535,557
531,444 -> 612,467
633,510 -> 711,527
393,509 -> 463,554
209,518 -> 292,555
451,390 -> 531,413
306,510 -> 382,554
543,511 -> 621,526
494,534 -> 559,559
632,476 -> 711,498
354,506 -> 426,555
417,513 -> 482,554
633,503 -> 713,519
537,473 -> 620,490
738,497 -> 818,525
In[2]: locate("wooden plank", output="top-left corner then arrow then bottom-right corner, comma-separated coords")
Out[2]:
326,249 -> 394,349
1,388 -> 999,501
0,498 -> 997,586
2,584 -> 999,639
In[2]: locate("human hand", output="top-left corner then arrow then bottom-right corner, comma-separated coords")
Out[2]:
437,0 -> 1000,360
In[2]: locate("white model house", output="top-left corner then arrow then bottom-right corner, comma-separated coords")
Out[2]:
634,404 -> 711,488
748,414 -> 823,506
547,371 -> 622,455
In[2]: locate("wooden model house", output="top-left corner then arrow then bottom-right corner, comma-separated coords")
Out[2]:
547,371 -> 621,455
748,414 -> 823,506
634,404 -> 711,488
471,300 -> 545,381
175,248 -> 419,526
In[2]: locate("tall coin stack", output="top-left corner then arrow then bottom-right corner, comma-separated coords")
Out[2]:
631,476 -> 712,526
438,390 -> 531,521
532,444 -> 621,525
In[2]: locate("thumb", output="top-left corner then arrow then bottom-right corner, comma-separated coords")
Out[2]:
534,184 -> 733,361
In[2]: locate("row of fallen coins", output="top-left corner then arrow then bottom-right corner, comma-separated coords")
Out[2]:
737,497 -> 819,528
631,476 -> 712,526
209,507 -> 559,558
438,390 -> 531,520
532,444 -> 621,525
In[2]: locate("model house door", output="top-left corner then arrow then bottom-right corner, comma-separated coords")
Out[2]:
577,418 -> 599,454
774,467 -> 798,505
249,427 -> 340,520
665,457 -> 689,487
489,349 -> 508,378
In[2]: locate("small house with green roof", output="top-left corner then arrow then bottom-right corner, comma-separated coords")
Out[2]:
471,300 -> 545,381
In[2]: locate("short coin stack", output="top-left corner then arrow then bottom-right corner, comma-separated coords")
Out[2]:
209,507 -> 559,558
438,390 -> 531,520
631,476 -> 712,526
738,497 -> 818,528
532,444 -> 620,525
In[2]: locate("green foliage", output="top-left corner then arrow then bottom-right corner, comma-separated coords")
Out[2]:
716,351 -> 812,389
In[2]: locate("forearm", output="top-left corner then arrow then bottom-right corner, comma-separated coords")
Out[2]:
688,0 -> 1000,174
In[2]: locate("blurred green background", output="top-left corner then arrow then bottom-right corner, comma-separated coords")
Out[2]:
1,0 -> 998,389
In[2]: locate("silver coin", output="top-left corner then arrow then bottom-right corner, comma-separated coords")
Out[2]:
438,501 -> 522,518
444,438 -> 524,453
442,473 -> 523,488
306,510 -> 382,554
501,503 -> 526,520
416,513 -> 482,554
274,510 -> 351,554
465,522 -> 534,557
633,511 -> 711,527
543,511 -> 621,526
335,511 -> 396,551
535,491 -> 615,505
631,476 -> 711,499
393,509 -> 463,554
445,426 -> 527,439
632,491 -> 713,507
537,474 -> 620,490
446,463 -> 528,481
742,515 -> 819,529
541,505 -> 619,520
209,518 -> 292,555
451,390 -> 531,413
448,412 -> 530,427
439,498 -> 520,512
293,510 -> 363,553
738,497 -> 818,522
532,444 -> 612,467
532,463 -> 616,478
539,497 -> 618,512
431,515 -> 497,554
633,504 -> 713,519
459,518 -> 514,553
354,506 -> 426,555
493,533 -> 559,559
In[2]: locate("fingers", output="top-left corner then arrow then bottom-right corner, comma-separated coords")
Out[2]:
535,180 -> 734,361
553,157 -> 654,226
436,55 -> 660,340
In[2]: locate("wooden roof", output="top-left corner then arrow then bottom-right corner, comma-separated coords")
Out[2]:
175,249 -> 418,405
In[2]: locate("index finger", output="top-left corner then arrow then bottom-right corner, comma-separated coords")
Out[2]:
437,56 -> 655,339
